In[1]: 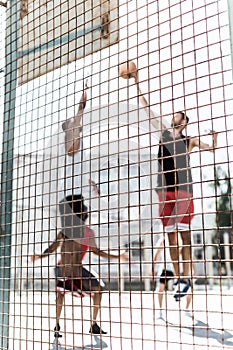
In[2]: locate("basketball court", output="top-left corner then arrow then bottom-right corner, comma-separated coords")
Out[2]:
0,1 -> 233,350
9,286 -> 233,350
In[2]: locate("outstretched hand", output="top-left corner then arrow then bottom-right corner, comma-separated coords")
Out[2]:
209,130 -> 218,149
120,252 -> 129,261
208,130 -> 217,135
78,80 -> 89,113
89,178 -> 100,195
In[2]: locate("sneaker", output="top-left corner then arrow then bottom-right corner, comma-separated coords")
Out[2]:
167,279 -> 174,291
159,310 -> 163,319
185,310 -> 192,317
174,279 -> 191,301
173,279 -> 178,290
89,322 -> 107,335
54,324 -> 62,338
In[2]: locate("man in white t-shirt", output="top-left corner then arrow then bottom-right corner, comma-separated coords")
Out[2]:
152,235 -> 174,318
153,234 -> 194,318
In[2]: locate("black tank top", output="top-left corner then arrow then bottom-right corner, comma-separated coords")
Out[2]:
157,130 -> 193,193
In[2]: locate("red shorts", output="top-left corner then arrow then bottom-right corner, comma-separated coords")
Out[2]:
157,190 -> 194,232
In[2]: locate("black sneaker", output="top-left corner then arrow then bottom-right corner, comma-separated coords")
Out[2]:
54,324 -> 62,338
174,279 -> 191,301
89,322 -> 107,335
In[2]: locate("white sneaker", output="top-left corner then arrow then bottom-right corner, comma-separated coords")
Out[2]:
159,310 -> 163,319
185,310 -> 191,317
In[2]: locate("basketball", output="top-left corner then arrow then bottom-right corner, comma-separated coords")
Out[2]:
119,61 -> 137,79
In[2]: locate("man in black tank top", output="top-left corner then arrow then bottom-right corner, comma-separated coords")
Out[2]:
133,72 -> 218,300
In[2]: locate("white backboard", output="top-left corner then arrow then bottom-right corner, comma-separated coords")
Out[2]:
18,0 -> 119,85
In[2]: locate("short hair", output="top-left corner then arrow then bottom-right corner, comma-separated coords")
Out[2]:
177,111 -> 189,123
65,194 -> 88,221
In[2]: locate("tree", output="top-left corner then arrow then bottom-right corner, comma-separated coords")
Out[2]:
211,166 -> 232,273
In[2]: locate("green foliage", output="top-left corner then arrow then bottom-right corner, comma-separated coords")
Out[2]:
214,166 -> 232,230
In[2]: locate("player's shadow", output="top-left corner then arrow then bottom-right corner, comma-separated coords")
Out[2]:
169,316 -> 233,346
51,335 -> 108,350
188,319 -> 233,346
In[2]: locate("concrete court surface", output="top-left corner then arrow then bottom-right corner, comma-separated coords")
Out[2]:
8,286 -> 233,350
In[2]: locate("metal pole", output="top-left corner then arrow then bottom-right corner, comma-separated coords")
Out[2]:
227,0 -> 233,80
143,233 -> 151,291
206,232 -> 214,290
0,0 -> 19,348
223,232 -> 231,289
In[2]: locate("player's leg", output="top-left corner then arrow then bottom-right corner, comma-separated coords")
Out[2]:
158,191 -> 179,276
158,280 -> 165,309
173,192 -> 193,300
180,230 -> 191,279
54,291 -> 65,337
89,288 -> 107,334
158,283 -> 165,309
177,190 -> 194,280
157,272 -> 166,318
93,291 -> 102,322
167,231 -> 179,276
81,267 -> 107,334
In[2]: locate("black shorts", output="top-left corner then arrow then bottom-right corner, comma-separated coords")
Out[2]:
159,269 -> 174,285
56,266 -> 104,297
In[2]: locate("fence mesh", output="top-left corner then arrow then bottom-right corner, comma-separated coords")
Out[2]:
1,0 -> 233,349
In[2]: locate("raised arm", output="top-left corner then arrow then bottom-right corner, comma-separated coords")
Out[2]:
189,130 -> 218,152
62,80 -> 88,156
89,178 -> 100,196
133,75 -> 167,132
31,231 -> 64,261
